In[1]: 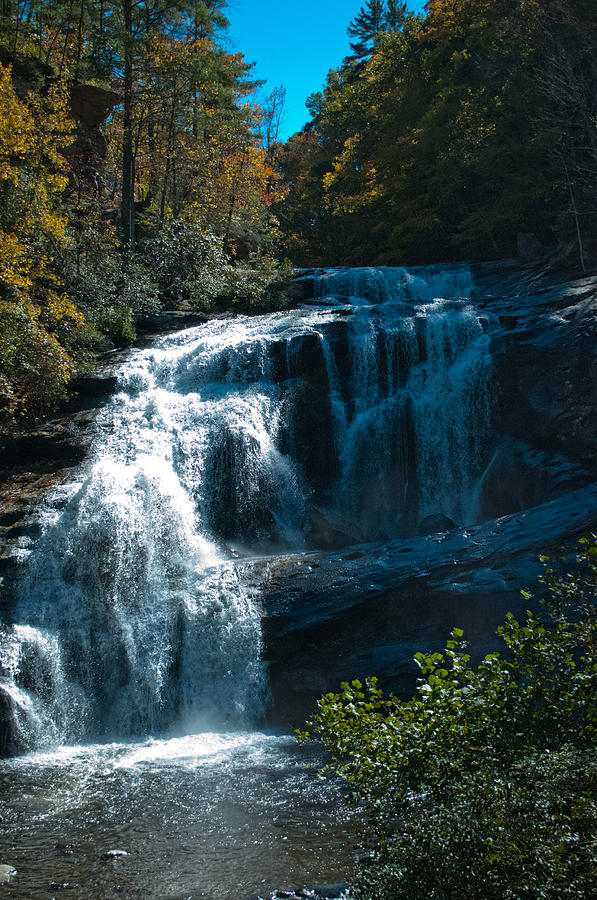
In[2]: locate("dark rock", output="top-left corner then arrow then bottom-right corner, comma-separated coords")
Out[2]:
0,432 -> 88,473
417,514 -> 458,536
137,310 -> 208,336
516,233 -> 549,262
253,483 -> 597,726
314,886 -> 349,899
476,439 -> 593,522
63,83 -> 120,190
49,882 -> 71,891
0,47 -> 53,96
304,507 -> 370,551
68,83 -> 121,130
293,275 -> 316,301
68,374 -> 118,400
0,686 -> 28,758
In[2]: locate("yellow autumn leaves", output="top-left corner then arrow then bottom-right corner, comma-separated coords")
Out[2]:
0,64 -> 85,423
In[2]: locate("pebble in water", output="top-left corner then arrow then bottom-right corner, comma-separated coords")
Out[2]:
0,865 -> 17,884
100,850 -> 128,860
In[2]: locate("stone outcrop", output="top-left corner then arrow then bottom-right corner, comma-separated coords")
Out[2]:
254,482 -> 597,726
64,82 -> 120,189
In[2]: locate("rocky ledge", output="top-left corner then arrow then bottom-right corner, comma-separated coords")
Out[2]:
250,482 -> 597,727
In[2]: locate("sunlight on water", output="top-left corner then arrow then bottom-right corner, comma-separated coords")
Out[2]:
0,263 -> 498,897
0,265 -> 495,754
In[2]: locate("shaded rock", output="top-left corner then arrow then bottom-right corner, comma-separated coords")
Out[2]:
0,686 -> 28,757
136,310 -> 208,336
68,374 -> 118,402
476,439 -> 593,522
252,483 -> 597,726
68,83 -> 120,130
417,514 -> 458,536
479,272 -> 597,471
304,507 -> 370,551
516,233 -> 549,262
64,83 -> 120,190
0,47 -> 53,96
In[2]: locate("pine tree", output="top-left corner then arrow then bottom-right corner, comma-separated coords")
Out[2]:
347,0 -> 386,60
384,0 -> 407,32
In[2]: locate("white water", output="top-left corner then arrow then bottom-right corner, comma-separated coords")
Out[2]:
0,265 -> 495,753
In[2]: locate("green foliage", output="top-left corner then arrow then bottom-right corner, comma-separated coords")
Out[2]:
0,1 -> 288,430
214,256 -> 293,311
278,0 -> 596,268
299,540 -> 597,898
93,304 -> 136,346
146,221 -> 228,308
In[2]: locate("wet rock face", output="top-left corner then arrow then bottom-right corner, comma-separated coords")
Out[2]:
257,482 -> 597,727
478,271 -> 597,473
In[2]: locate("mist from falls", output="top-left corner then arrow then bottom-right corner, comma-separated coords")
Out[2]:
0,264 -> 495,752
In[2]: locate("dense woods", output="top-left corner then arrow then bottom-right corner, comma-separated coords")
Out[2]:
0,0 -> 288,429
277,0 -> 596,268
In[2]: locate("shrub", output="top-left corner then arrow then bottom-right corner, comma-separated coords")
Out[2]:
213,256 -> 293,311
145,221 -> 227,307
299,539 -> 597,899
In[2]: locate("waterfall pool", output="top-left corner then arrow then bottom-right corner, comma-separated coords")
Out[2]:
0,732 -> 356,899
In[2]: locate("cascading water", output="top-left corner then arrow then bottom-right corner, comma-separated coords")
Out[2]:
0,264 -> 494,755
0,263 -> 500,899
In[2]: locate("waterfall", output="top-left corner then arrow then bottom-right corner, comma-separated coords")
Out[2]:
0,265 -> 495,753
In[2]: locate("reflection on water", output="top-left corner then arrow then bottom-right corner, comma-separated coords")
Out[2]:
0,732 -> 356,899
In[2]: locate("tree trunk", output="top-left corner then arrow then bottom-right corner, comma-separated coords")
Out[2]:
121,0 -> 135,254
563,155 -> 586,274
74,1 -> 85,81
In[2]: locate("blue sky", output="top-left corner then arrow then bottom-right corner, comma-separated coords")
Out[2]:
226,1 -> 426,140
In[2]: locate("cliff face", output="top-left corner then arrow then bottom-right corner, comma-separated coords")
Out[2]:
258,267 -> 597,723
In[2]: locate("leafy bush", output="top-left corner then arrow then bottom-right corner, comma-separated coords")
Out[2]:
213,256 -> 293,311
93,304 -> 136,346
0,298 -> 76,425
145,221 -> 228,307
299,539 -> 597,899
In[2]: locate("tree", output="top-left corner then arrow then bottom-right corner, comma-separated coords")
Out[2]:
347,0 -> 386,60
278,0 -> 596,268
0,63 -> 84,425
299,538 -> 597,898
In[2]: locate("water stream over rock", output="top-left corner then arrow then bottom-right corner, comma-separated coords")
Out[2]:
1,265 -> 495,749
0,264 -> 594,898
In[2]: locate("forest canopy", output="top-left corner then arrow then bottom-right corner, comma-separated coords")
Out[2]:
276,0 -> 597,268
0,1 -> 595,428
0,0 -> 289,428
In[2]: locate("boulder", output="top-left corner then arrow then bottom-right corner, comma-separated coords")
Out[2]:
417,514 -> 458,536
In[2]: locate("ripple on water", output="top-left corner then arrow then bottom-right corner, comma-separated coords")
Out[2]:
0,732 -> 358,900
